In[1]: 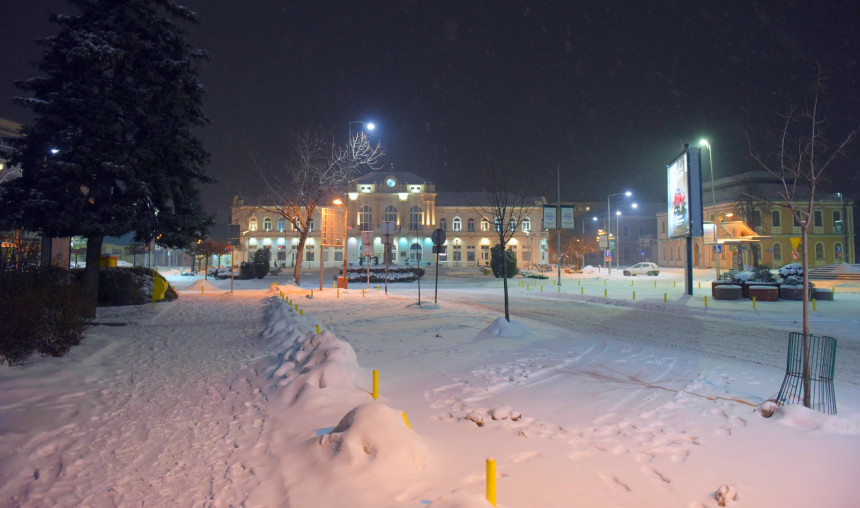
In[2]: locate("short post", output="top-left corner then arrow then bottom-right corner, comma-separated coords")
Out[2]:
557,286 -> 560,293
401,412 -> 411,429
316,324 -> 320,334
632,290 -> 635,300
486,458 -> 497,507
372,369 -> 379,399
663,293 -> 667,303
813,298 -> 817,312
580,287 -> 584,295
201,285 -> 204,294
704,295 -> 708,307
753,296 -> 757,310
604,288 -> 607,298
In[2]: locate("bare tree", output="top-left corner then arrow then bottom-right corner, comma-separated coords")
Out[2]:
262,129 -> 384,284
471,167 -> 534,322
749,66 -> 856,408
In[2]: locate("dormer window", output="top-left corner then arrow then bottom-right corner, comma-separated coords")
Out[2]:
359,185 -> 374,193
409,185 -> 422,193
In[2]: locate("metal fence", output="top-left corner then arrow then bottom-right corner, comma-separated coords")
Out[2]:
776,332 -> 837,415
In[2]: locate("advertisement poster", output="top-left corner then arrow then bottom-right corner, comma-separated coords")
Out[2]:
543,205 -> 557,230
667,151 -> 689,238
560,205 -> 575,229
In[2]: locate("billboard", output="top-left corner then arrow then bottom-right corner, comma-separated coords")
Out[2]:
544,204 -> 575,229
667,151 -> 689,238
543,205 -> 557,230
560,205 -> 575,229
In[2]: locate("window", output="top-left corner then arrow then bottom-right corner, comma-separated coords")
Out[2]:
815,242 -> 824,260
263,217 -> 272,232
481,218 -> 490,232
440,218 -> 447,231
453,217 -> 462,231
509,219 -> 517,232
480,245 -> 490,262
453,245 -> 462,262
249,217 -> 258,231
308,219 -> 314,232
772,242 -> 782,264
306,244 -> 315,262
277,217 -> 286,232
467,218 -> 475,232
334,249 -> 343,262
771,210 -> 781,228
835,242 -> 843,261
638,226 -> 645,236
409,206 -> 423,231
814,210 -> 823,227
467,245 -> 476,262
521,218 -> 531,232
359,205 -> 372,231
384,205 -> 397,223
752,210 -> 762,227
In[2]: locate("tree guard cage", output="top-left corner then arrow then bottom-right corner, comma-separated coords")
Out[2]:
776,332 -> 837,415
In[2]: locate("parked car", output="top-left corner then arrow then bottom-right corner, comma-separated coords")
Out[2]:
623,262 -> 660,276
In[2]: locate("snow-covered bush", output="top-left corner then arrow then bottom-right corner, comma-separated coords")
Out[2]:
779,263 -> 804,285
731,270 -> 755,282
344,266 -> 424,283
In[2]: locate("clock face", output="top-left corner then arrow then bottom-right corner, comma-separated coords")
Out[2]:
385,178 -> 396,187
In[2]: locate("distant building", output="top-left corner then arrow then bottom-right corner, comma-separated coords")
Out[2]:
231,171 -> 551,270
657,171 -> 855,270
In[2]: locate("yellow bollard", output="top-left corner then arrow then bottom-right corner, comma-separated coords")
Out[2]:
664,292 -> 667,303
337,288 -> 340,298
310,289 -> 313,298
201,285 -> 204,294
633,290 -> 635,300
813,298 -> 817,312
673,281 -> 676,288
604,279 -> 606,286
333,281 -> 337,289
704,295 -> 708,307
486,458 -> 497,507
526,284 -> 529,291
377,285 -> 380,291
402,412 -> 411,429
632,280 -> 634,286
654,280 -> 656,287
294,303 -> 298,312
581,287 -> 584,295
604,288 -> 607,298
558,286 -> 560,293
372,369 -> 379,399
362,288 -> 365,298
578,279 -> 581,286
698,281 -> 701,289
753,297 -> 757,310
540,285 -> 543,292
316,324 -> 320,334
300,309 -> 303,316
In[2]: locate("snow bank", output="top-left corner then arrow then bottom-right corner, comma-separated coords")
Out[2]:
773,404 -> 860,435
475,316 -> 528,339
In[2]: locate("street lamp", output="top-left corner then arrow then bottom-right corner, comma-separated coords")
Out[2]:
606,190 -> 632,274
348,121 -> 375,143
699,139 -> 721,277
837,192 -> 848,264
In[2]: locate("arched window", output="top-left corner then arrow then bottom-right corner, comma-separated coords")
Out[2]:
277,217 -> 286,232
440,218 -> 447,231
359,205 -> 372,231
453,217 -> 462,231
384,205 -> 397,223
815,242 -> 825,260
409,206 -> 423,231
249,217 -> 258,231
308,219 -> 314,232
772,242 -> 782,264
263,217 -> 272,232
467,218 -> 475,232
410,243 -> 422,263
509,218 -> 517,231
481,218 -> 489,232
521,218 -> 531,232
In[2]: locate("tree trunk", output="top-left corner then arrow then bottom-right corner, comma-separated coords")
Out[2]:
82,235 -> 104,319
501,242 -> 510,322
801,225 -> 811,408
293,233 -> 308,284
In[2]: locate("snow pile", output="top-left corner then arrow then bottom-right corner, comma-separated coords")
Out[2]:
178,277 -> 222,293
475,316 -> 528,339
772,404 -> 860,435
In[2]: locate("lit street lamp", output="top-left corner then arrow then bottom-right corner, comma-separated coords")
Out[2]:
699,139 -> 720,278
333,197 -> 348,288
606,191 -> 632,274
349,120 -> 375,143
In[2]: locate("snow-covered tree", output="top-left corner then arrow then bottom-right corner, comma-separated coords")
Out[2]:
0,0 -> 213,316
262,129 -> 384,285
749,66 -> 856,408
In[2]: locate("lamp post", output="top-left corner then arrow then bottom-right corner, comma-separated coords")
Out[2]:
699,139 -> 720,278
348,121 -> 375,144
606,191 -> 632,274
837,192 -> 848,264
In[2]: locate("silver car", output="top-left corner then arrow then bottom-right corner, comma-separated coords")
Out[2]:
623,262 -> 660,276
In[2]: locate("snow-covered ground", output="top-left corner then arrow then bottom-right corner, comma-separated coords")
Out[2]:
1,267 -> 859,507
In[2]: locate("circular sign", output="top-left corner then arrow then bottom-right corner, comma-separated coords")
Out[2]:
792,250 -> 800,261
431,228 -> 446,246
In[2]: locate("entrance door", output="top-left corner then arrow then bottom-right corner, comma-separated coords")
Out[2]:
410,243 -> 422,264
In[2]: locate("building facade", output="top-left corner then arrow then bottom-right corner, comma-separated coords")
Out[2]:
231,171 -> 550,271
657,172 -> 855,270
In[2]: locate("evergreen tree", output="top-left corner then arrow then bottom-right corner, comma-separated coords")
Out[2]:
0,0 -> 213,316
490,244 -> 518,278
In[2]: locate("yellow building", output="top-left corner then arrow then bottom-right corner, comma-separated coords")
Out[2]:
231,171 -> 549,270
657,171 -> 855,270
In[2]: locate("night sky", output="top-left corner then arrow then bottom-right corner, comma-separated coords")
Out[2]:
2,1 -> 858,222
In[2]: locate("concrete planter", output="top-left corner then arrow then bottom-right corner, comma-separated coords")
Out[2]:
813,288 -> 834,301
713,284 -> 743,300
779,284 -> 810,301
749,285 -> 779,302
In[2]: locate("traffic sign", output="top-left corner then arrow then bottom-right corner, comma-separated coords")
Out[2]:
431,228 -> 446,246
792,250 -> 800,261
608,238 -> 617,250
713,245 -> 722,253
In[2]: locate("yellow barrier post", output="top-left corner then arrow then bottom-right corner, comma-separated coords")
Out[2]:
310,290 -> 313,298
632,280 -> 634,286
201,285 -> 204,294
578,279 -> 581,286
704,295 -> 708,307
362,288 -> 365,298
663,293 -> 667,303
402,412 -> 411,429
633,290 -> 635,300
300,309 -> 303,316
540,285 -> 543,292
486,458 -> 497,507
604,279 -> 606,286
698,281 -> 701,289
557,286 -> 560,293
337,288 -> 340,298
372,369 -> 379,399
654,280 -> 656,288
753,297 -> 757,309
813,298 -> 817,312
316,324 -> 320,334
673,281 -> 676,288
604,288 -> 607,298
580,287 -> 584,295
294,303 -> 298,312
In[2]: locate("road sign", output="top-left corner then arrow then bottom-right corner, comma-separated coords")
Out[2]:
792,250 -> 800,261
604,250 -> 613,259
361,231 -> 373,257
713,245 -> 722,253
431,228 -> 446,246
608,238 -> 617,250
790,237 -> 802,251
598,236 -> 607,248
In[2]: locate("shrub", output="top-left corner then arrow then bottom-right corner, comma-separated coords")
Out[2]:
252,248 -> 271,279
490,244 -> 518,278
0,268 -> 90,365
343,266 -> 424,283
